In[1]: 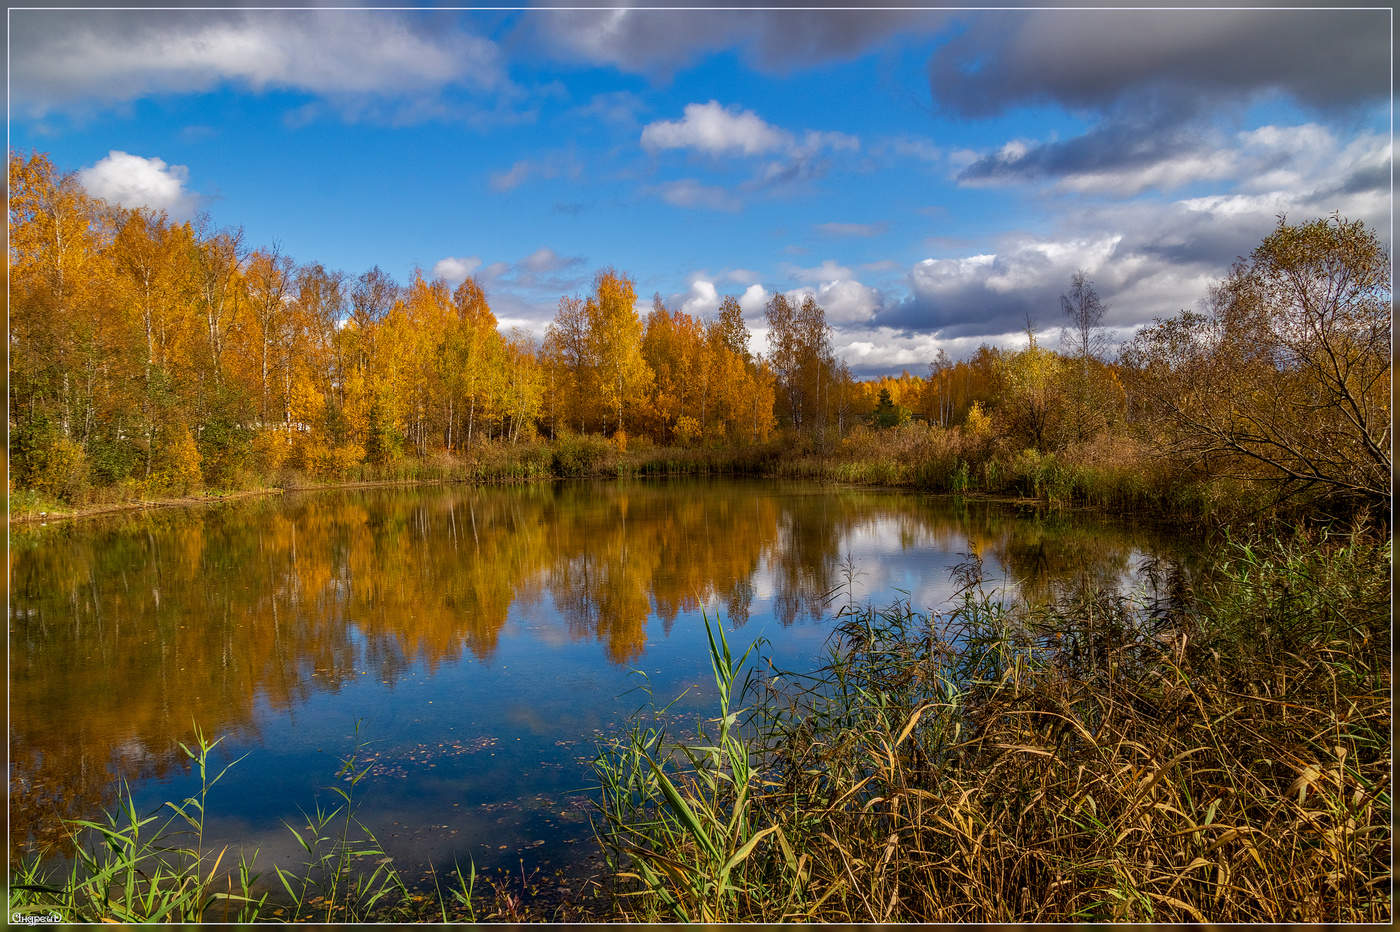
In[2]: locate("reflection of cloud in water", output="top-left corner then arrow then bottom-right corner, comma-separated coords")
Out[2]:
9,481 -> 1184,857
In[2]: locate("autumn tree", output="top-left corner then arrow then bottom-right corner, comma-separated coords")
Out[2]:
9,151 -> 125,494
1059,270 -> 1113,442
293,262 -> 349,437
543,294 -> 596,436
997,324 -> 1069,452
244,244 -> 296,429
109,208 -> 196,479
1123,215 -> 1391,506
714,295 -> 751,360
587,268 -> 651,437
448,276 -> 503,449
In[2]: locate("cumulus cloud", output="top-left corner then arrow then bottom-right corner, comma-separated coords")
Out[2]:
876,134 -> 1390,350
640,103 -> 859,204
785,279 -> 884,326
679,280 -> 721,317
642,101 -> 790,156
738,284 -> 770,318
76,150 -> 199,217
432,256 -> 482,286
12,10 -> 508,118
874,236 -> 1127,338
928,9 -> 1388,120
673,277 -> 770,321
958,123 -> 1236,195
834,327 -> 1029,378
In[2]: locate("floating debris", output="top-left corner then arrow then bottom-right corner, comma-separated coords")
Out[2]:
348,735 -> 501,780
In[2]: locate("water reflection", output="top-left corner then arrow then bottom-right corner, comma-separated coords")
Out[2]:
9,480 -> 1177,858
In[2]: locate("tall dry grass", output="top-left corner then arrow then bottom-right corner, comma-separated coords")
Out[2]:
592,525 -> 1390,922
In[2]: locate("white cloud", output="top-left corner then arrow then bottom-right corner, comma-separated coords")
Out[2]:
1051,151 -> 1238,196
642,100 -> 790,156
833,327 -> 1028,374
960,121 -> 1390,199
785,279 -> 883,325
12,10 -> 508,118
908,254 -> 997,294
738,284 -> 770,318
680,280 -> 721,317
432,256 -> 481,286
674,278 -> 769,320
76,150 -> 198,217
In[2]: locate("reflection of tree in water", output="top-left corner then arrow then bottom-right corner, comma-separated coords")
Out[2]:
961,505 -> 1157,607
545,485 -> 780,660
9,482 -> 1181,858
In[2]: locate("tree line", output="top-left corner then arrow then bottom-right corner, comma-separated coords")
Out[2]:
10,150 -> 1391,511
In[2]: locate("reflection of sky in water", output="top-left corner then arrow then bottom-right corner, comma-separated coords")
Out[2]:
10,481 -> 1185,884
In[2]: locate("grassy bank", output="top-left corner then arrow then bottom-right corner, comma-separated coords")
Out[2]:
10,525 -> 1389,922
12,423 -> 1267,529
777,422 -> 1281,524
8,437 -> 786,524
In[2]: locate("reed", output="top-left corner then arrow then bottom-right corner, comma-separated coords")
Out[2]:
8,728 -> 484,923
10,526 -> 1388,923
591,525 -> 1391,922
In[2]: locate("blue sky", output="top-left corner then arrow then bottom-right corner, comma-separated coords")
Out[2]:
9,5 -> 1391,376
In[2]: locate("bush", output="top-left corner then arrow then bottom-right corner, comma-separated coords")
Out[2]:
29,435 -> 91,503
147,428 -> 204,496
552,432 -> 611,478
250,429 -> 291,475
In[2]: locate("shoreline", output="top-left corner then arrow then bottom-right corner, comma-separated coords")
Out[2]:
7,477 -> 479,527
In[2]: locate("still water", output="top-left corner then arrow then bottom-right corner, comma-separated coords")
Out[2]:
10,480 -> 1182,882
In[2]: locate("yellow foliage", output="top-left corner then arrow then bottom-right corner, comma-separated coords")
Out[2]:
149,428 -> 203,495
251,429 -> 290,475
675,415 -> 701,446
32,436 -> 90,502
964,401 -> 992,437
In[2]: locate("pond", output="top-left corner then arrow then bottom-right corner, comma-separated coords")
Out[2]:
9,479 -> 1186,887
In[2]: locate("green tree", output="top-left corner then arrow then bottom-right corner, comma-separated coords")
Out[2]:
869,387 -> 910,428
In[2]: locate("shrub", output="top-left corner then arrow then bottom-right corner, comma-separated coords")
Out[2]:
30,435 -> 92,503
552,432 -> 611,478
